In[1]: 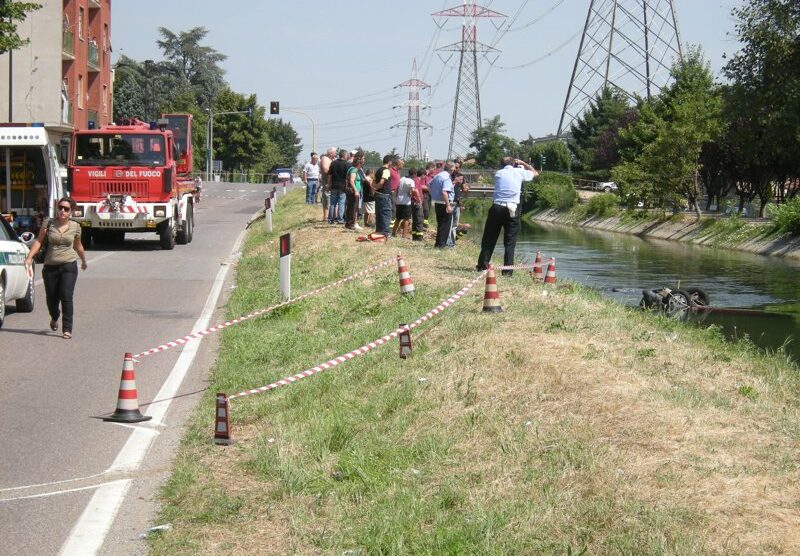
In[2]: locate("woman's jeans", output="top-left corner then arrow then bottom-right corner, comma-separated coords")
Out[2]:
42,261 -> 78,333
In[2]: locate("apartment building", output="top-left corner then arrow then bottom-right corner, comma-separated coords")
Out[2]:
0,0 -> 111,220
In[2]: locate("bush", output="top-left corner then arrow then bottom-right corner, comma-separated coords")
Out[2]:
525,173 -> 578,211
584,193 -> 619,217
769,197 -> 800,236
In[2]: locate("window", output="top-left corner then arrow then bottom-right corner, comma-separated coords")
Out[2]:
102,84 -> 107,112
103,24 -> 108,51
78,7 -> 84,40
77,75 -> 84,109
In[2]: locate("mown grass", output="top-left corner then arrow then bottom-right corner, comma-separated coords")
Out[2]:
150,190 -> 800,555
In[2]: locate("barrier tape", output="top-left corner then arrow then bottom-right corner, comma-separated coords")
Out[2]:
228,271 -> 487,400
132,257 -> 396,359
494,258 -> 554,271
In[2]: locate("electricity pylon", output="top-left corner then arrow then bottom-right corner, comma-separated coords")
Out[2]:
391,59 -> 431,161
558,0 -> 683,136
433,1 -> 506,160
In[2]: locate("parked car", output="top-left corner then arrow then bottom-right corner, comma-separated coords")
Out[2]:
0,215 -> 36,328
595,181 -> 618,192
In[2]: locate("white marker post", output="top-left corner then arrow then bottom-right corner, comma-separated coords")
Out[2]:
279,233 -> 291,301
264,197 -> 273,233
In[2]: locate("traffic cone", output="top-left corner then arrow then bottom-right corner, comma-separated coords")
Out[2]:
213,393 -> 233,445
398,324 -> 412,359
397,255 -> 415,295
532,251 -> 544,281
103,353 -> 152,423
544,258 -> 557,285
482,266 -> 504,313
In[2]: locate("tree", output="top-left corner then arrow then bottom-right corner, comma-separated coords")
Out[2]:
157,27 -> 227,109
211,88 -> 270,173
113,56 -> 192,122
469,115 -> 518,168
264,118 -> 302,168
722,0 -> 800,215
0,1 -> 41,54
567,87 -> 630,179
613,49 -> 723,215
519,137 -> 571,172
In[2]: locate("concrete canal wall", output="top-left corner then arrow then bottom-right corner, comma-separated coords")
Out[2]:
531,209 -> 800,260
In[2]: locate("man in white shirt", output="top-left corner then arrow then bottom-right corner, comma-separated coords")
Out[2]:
476,156 -> 538,275
303,152 -> 320,205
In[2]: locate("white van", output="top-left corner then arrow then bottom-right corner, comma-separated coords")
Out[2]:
0,125 -> 65,236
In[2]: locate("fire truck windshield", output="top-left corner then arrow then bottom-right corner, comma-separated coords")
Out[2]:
74,134 -> 166,167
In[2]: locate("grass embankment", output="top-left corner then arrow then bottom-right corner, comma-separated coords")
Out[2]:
151,191 -> 800,555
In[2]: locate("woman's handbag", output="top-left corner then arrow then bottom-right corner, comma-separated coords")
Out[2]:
33,220 -> 52,264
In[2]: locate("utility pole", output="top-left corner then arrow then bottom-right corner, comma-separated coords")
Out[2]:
433,1 -> 506,160
558,0 -> 683,136
391,59 -> 431,161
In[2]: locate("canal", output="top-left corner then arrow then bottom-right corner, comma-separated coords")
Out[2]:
461,209 -> 800,362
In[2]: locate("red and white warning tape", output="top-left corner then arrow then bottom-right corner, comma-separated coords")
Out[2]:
132,257 -> 396,359
228,271 -> 487,400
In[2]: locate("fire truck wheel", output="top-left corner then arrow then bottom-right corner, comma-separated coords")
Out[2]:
159,219 -> 176,250
176,204 -> 193,245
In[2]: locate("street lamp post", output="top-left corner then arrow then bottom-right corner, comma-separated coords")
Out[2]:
205,108 -> 252,181
282,108 -> 315,153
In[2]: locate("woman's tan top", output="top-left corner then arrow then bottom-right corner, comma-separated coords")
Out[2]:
43,218 -> 81,266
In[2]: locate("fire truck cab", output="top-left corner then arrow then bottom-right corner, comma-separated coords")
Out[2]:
68,115 -> 195,250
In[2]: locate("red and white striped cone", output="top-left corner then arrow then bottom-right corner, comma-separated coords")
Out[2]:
544,258 -> 557,285
397,255 -> 415,295
532,251 -> 543,281
213,392 -> 233,445
103,353 -> 152,423
482,266 -> 504,313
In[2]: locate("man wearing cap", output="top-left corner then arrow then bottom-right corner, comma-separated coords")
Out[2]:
476,157 -> 538,275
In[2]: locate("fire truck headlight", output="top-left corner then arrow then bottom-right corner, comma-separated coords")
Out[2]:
154,206 -> 166,217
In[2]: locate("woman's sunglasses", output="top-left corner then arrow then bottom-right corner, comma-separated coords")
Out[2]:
58,205 -> 72,212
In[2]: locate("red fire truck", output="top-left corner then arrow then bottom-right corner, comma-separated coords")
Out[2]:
68,114 -> 196,249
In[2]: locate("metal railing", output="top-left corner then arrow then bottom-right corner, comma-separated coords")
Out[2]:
88,42 -> 100,70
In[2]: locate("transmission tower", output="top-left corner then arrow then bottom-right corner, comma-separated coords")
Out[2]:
433,1 -> 506,160
557,0 -> 683,136
391,59 -> 431,161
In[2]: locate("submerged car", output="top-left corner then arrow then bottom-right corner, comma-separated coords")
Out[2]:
0,216 -> 35,328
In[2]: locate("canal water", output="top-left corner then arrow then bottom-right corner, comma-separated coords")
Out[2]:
461,210 -> 800,362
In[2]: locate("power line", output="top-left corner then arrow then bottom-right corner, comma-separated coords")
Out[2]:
287,88 -> 397,110
495,29 -> 582,69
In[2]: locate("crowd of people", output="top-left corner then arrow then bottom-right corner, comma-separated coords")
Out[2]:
302,148 -> 472,246
301,148 -> 538,274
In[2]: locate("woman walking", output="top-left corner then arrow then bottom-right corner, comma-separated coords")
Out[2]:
24,197 -> 88,339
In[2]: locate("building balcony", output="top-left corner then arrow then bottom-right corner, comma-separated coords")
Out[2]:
88,110 -> 99,127
62,30 -> 75,60
88,0 -> 101,8
88,42 -> 100,71
65,102 -> 74,125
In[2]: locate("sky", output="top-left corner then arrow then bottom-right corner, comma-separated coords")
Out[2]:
112,0 -> 742,161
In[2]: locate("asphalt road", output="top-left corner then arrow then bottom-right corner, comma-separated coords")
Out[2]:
0,181 -> 285,555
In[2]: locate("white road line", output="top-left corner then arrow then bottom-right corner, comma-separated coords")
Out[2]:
58,227 -> 248,556
1,480 -> 129,503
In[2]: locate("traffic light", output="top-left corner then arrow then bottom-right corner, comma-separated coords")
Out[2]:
270,101 -> 279,115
